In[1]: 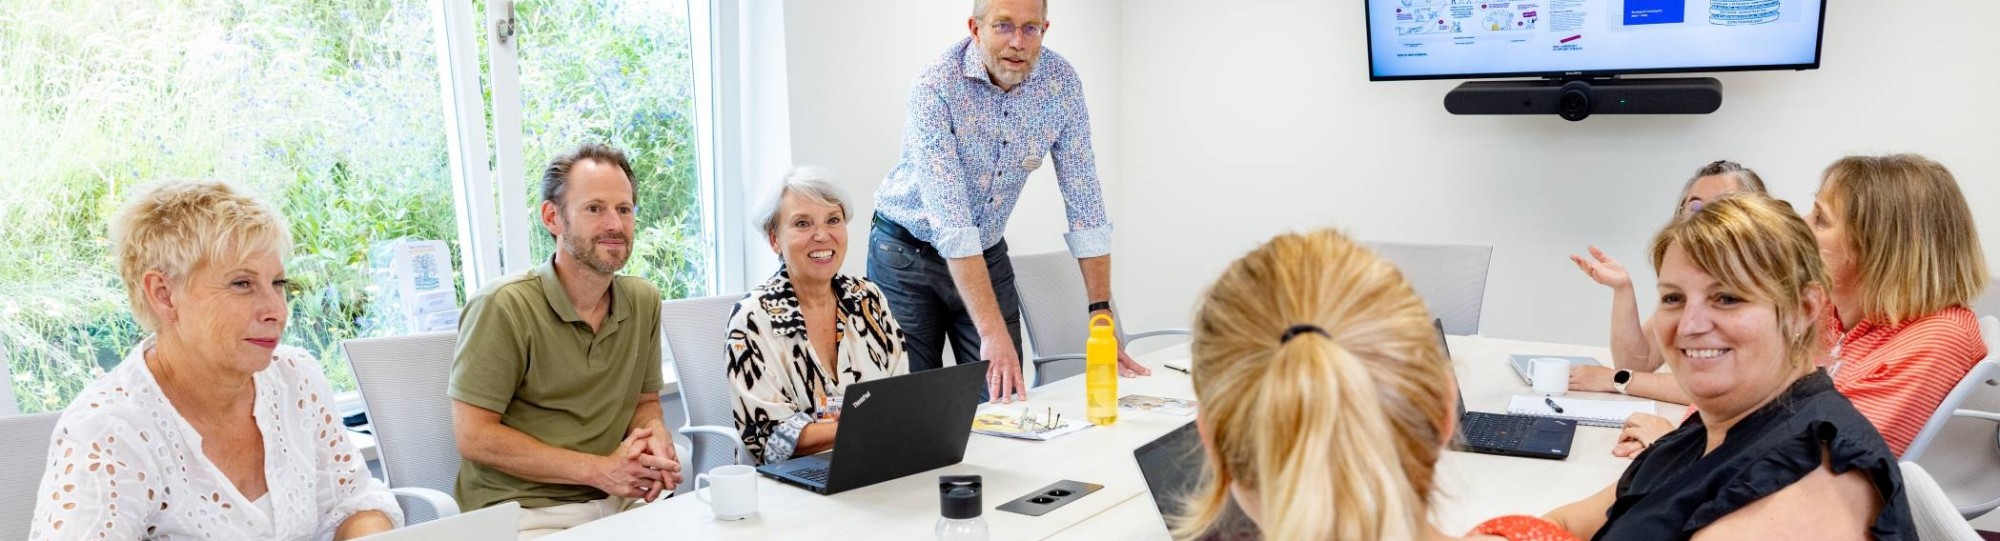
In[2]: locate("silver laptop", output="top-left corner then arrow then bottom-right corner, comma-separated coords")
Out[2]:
1507,354 -> 1599,384
361,501 -> 521,541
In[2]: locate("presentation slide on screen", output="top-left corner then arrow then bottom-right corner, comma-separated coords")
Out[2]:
1368,0 -> 1823,78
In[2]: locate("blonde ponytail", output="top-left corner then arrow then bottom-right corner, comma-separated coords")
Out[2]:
1173,230 -> 1453,541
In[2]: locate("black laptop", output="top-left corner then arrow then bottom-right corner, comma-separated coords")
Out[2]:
1133,422 -> 1261,540
1436,319 -> 1575,460
756,360 -> 988,495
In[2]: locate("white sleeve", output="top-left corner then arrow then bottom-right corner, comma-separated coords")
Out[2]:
288,352 -> 405,538
29,414 -> 158,540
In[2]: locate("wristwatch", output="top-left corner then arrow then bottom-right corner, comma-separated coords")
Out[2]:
1612,369 -> 1634,395
1088,301 -> 1112,314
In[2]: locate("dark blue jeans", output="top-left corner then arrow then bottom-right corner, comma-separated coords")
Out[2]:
867,214 -> 1022,400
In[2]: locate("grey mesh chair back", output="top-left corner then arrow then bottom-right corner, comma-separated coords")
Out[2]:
1974,278 -> 2000,319
1015,251 -> 1094,359
1,411 -> 61,541
1902,462 -> 1983,541
1012,251 -> 1189,387
342,331 -> 464,524
1913,316 -> 2000,519
1363,241 -> 1493,336
660,294 -> 749,478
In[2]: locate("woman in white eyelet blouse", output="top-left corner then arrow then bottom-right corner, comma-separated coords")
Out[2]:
29,179 -> 401,540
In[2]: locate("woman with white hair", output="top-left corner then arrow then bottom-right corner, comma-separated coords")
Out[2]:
31,179 -> 401,540
725,168 -> 910,465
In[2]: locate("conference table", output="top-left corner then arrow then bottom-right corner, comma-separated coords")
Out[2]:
547,334 -> 1672,540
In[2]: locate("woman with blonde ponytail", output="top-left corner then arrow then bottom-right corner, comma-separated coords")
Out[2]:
1174,229 -> 1574,541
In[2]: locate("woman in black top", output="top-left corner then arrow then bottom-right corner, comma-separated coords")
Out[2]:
1544,193 -> 1911,540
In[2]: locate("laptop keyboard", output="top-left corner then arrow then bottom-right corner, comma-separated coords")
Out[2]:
793,467 -> 831,484
1461,412 -> 1534,449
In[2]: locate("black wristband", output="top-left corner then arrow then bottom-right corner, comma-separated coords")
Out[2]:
1088,301 -> 1112,314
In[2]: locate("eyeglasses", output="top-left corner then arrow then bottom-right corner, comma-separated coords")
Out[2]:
987,21 -> 1045,38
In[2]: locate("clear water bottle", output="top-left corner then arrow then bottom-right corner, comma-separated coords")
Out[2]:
936,475 -> 989,541
1086,313 -> 1119,425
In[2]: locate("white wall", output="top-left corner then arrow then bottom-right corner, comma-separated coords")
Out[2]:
775,1 -> 1999,347
1116,0 -> 2000,346
778,0 -> 1125,282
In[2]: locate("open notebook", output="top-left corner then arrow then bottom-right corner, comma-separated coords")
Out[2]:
1506,395 -> 1656,428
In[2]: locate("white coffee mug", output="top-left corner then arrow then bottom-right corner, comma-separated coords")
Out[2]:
1530,357 -> 1569,397
695,464 -> 758,520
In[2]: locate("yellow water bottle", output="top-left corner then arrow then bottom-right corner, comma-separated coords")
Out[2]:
1086,314 -> 1118,426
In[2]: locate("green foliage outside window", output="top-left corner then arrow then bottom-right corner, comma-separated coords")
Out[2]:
0,0 -> 704,413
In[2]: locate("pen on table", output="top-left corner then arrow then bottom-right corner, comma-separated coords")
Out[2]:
1165,363 -> 1191,375
1544,397 -> 1565,414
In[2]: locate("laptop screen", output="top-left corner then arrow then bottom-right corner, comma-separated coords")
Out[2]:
1134,422 -> 1261,540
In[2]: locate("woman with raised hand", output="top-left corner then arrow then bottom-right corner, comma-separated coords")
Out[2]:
1543,193 -> 1909,539
1176,229 -> 1575,541
1567,160 -> 1767,402
31,179 -> 400,540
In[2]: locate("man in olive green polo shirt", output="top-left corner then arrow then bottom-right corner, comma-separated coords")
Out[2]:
449,143 -> 683,538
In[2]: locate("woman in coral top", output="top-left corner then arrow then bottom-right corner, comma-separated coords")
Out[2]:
1615,154 -> 1989,458
1804,153 -> 1989,456
1173,229 -> 1574,541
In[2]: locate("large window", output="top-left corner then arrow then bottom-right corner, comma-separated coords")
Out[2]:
512,0 -> 709,300
0,0 -> 713,414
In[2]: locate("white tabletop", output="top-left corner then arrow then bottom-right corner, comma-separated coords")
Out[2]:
1050,335 -> 1673,540
547,335 -> 1670,540
546,348 -> 1205,541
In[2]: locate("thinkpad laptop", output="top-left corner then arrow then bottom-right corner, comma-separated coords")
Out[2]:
1437,320 -> 1575,460
757,360 -> 987,495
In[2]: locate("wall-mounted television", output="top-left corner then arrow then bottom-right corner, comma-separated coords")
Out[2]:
1366,0 -> 1828,81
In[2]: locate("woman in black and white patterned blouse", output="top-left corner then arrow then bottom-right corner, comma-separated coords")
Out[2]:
725,168 -> 909,464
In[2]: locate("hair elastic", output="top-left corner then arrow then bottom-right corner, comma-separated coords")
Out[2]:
1280,324 -> 1330,344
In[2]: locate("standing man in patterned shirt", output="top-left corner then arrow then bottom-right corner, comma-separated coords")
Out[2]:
869,0 -> 1149,403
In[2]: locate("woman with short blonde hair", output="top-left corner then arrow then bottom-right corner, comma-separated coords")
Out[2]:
1567,160 -> 1770,403
31,179 -> 401,540
1177,229 -> 1573,541
1817,154 -> 1988,324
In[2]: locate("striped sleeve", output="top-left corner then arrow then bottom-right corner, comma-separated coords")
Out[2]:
1836,307 -> 1988,457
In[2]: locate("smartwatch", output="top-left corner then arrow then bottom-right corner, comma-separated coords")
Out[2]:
1612,369 -> 1634,395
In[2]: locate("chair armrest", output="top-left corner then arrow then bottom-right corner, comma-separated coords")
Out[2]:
680,424 -> 748,463
680,424 -> 743,446
1951,409 -> 2000,423
1124,328 -> 1191,343
390,486 -> 460,518
1032,354 -> 1086,370
1032,329 -> 1191,367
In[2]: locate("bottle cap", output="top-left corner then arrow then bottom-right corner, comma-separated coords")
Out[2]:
939,475 -> 982,519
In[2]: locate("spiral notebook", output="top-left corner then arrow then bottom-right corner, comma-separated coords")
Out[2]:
1506,395 -> 1656,428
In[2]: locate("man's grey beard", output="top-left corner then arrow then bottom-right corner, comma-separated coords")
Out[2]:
979,46 -> 1030,88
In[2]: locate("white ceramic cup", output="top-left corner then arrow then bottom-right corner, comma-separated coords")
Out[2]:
1530,357 -> 1569,397
695,464 -> 758,520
